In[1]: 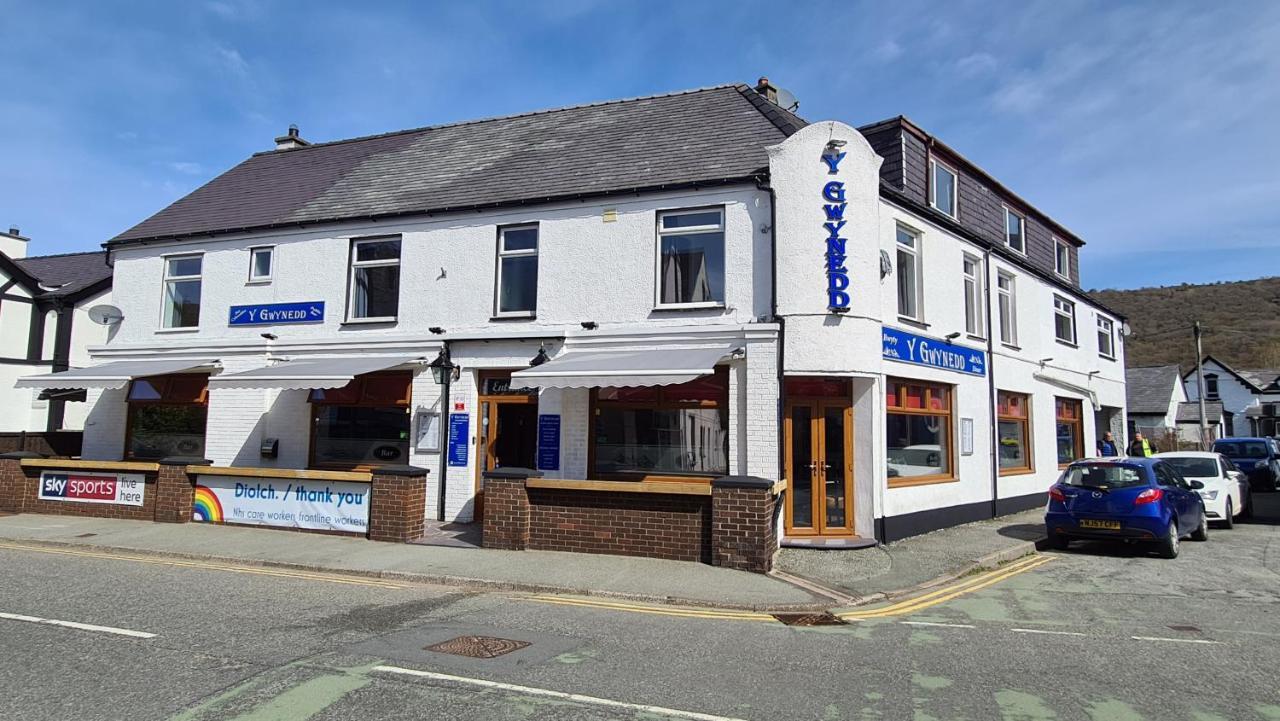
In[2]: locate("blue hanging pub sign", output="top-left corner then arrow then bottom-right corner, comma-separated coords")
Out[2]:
822,147 -> 851,312
882,326 -> 987,377
228,301 -> 325,326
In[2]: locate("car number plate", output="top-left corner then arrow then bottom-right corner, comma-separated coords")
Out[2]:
1079,519 -> 1120,530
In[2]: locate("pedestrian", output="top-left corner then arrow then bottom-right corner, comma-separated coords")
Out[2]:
1127,432 -> 1155,457
1097,431 -> 1119,457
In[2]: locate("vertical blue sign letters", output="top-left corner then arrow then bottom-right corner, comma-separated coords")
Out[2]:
823,151 -> 851,312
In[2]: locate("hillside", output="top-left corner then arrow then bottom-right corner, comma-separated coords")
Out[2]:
1090,276 -> 1280,371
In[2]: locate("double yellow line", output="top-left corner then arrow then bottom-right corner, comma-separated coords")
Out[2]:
838,554 -> 1052,620
523,595 -> 779,622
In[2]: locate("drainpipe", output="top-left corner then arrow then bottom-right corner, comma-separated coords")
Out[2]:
755,175 -> 785,481
436,341 -> 451,522
983,249 -> 1000,519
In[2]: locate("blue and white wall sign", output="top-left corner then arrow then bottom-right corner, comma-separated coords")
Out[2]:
822,150 -> 851,312
229,301 -> 324,326
536,414 -> 561,471
882,326 -> 987,377
447,413 -> 470,467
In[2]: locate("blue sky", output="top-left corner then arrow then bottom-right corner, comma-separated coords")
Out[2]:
1,0 -> 1277,290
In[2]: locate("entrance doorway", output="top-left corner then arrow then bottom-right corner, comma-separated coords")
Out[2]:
784,377 -> 854,537
475,372 -> 539,520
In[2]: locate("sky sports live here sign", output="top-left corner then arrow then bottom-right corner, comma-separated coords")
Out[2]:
38,471 -> 145,506
228,301 -> 324,326
882,326 -> 987,377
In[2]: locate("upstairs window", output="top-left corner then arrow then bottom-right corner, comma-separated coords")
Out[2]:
1097,316 -> 1116,359
348,237 -> 401,321
248,246 -> 273,283
997,271 -> 1018,346
1055,239 -> 1071,277
495,225 -> 539,316
930,160 -> 958,218
657,208 -> 725,306
1205,374 -> 1219,400
963,254 -> 984,338
163,254 -> 202,329
1053,295 -> 1076,345
896,225 -> 923,321
1004,208 -> 1025,254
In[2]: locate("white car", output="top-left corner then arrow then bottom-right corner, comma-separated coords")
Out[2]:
1155,452 -> 1249,528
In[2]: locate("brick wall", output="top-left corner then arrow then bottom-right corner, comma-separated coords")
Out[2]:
527,487 -> 711,563
711,478 -> 780,573
368,466 -> 429,542
0,454 -> 160,521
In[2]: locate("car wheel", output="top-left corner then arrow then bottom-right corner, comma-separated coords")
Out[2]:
1221,499 -> 1234,529
1047,535 -> 1069,551
1158,520 -> 1180,559
1191,510 -> 1209,541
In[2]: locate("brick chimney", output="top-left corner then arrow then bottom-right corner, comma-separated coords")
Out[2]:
754,76 -> 779,104
274,124 -> 310,151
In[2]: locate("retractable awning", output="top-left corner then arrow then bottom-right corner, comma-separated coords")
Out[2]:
207,355 -> 424,390
1033,372 -> 1101,411
14,358 -> 218,391
511,344 -> 738,389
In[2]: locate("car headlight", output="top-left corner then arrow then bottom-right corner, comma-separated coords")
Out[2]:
1199,490 -> 1219,500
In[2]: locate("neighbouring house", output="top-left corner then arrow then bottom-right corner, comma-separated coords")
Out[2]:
1184,355 -> 1280,438
1127,364 -> 1224,448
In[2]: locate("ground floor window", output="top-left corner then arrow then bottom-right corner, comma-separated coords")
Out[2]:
309,371 -> 412,469
590,368 -> 728,481
886,378 -> 953,485
997,390 -> 1032,474
125,374 -> 209,460
1055,397 -> 1084,466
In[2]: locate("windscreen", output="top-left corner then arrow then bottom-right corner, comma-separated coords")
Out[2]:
1060,463 -> 1146,489
1214,441 -> 1268,459
1160,457 -> 1218,478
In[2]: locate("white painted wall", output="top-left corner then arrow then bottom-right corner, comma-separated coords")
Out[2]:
0,274 -> 39,432
1185,359 -> 1275,434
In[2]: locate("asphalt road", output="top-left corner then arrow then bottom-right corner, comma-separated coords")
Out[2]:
3,500 -> 1279,721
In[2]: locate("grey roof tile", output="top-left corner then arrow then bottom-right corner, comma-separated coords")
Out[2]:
1176,401 -> 1224,424
1126,365 -> 1182,414
13,251 -> 111,298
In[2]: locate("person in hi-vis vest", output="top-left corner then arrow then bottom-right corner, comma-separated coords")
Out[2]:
1127,432 -> 1156,457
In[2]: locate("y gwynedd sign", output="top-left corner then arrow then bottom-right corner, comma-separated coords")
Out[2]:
38,471 -> 145,506
822,148 -> 851,312
882,326 -> 987,377
229,301 -> 324,326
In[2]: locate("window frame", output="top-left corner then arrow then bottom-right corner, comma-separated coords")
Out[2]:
308,371 -> 413,471
345,236 -> 402,323
1003,207 -> 1026,254
654,206 -> 726,310
996,271 -> 1018,347
1097,315 -> 1116,359
895,224 -> 924,322
1055,397 -> 1085,468
996,390 -> 1033,475
160,253 -> 203,330
1054,238 -> 1071,278
885,378 -> 956,488
962,253 -> 985,339
123,373 -> 210,461
1204,374 -> 1219,400
248,246 -> 274,284
493,223 -> 539,318
929,159 -> 959,218
1053,295 -> 1077,346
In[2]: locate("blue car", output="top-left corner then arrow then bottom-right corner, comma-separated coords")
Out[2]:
1045,458 -> 1208,558
1211,437 -> 1280,492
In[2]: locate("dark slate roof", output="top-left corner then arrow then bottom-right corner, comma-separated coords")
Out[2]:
13,251 -> 112,298
1126,365 -> 1181,414
111,84 -> 806,245
1176,401 -> 1224,424
1237,369 -> 1280,392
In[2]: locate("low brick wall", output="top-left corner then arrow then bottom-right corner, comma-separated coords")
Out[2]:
0,454 -> 170,521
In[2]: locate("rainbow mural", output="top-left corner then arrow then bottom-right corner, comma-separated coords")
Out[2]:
192,485 -> 223,523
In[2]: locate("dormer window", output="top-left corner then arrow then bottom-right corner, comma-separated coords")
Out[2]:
930,160 -> 958,218
1004,208 -> 1025,254
1205,374 -> 1219,400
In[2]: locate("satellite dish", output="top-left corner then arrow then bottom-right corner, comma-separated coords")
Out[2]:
88,304 -> 124,326
775,87 -> 800,113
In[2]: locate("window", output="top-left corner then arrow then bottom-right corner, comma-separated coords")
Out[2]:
1204,374 -> 1219,400
125,374 -> 209,459
997,272 -> 1018,345
886,378 -> 953,485
997,391 -> 1032,474
657,208 -> 724,306
1004,208 -> 1025,253
495,225 -> 538,315
591,368 -> 728,481
248,247 -> 273,283
896,225 -> 922,321
1055,397 -> 1084,466
1053,295 -> 1076,344
963,254 -> 984,337
930,160 -> 957,218
162,255 -> 202,329
1097,316 -> 1115,359
347,238 -> 401,321
309,371 -> 411,469
1055,239 -> 1070,277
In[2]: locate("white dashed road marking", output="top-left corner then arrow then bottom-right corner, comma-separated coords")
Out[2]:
0,611 -> 156,639
899,621 -> 976,629
1131,636 -> 1221,645
1012,628 -> 1087,637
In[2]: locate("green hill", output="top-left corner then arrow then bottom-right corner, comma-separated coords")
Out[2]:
1090,277 -> 1280,371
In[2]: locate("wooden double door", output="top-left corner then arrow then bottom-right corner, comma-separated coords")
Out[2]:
784,399 -> 854,536
474,372 -> 539,520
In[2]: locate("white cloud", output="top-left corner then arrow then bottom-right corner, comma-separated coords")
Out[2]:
205,1 -> 237,19
874,39 -> 902,62
167,161 -> 204,175
955,52 -> 997,77
214,45 -> 249,76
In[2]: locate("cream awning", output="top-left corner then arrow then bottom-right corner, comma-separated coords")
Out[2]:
207,355 -> 423,390
14,358 -> 218,391
511,344 -> 737,389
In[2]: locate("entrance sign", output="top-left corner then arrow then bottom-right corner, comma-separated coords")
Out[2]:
882,326 -> 987,377
192,476 -> 368,533
38,470 -> 145,506
822,150 -> 851,312
228,301 -> 324,326
537,414 -> 561,471
447,413 -> 470,467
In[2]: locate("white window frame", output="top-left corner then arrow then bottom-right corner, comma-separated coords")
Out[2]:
654,207 -> 726,309
1097,315 -> 1115,359
929,159 -> 958,218
1205,374 -> 1220,400
962,253 -> 985,338
346,237 -> 401,322
1004,207 -> 1026,255
997,271 -> 1018,346
1053,295 -> 1077,345
494,224 -> 539,317
248,246 -> 274,284
160,253 -> 202,330
1054,238 -> 1071,278
895,224 -> 924,322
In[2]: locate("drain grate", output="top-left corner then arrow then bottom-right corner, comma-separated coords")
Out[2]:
425,635 -> 531,658
771,612 -> 848,626
1168,625 -> 1202,634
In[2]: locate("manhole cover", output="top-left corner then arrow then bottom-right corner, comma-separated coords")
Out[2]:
425,635 -> 531,658
1168,625 -> 1201,634
771,612 -> 848,626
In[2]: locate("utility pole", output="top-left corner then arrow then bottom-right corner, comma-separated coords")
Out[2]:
1193,321 -> 1209,450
